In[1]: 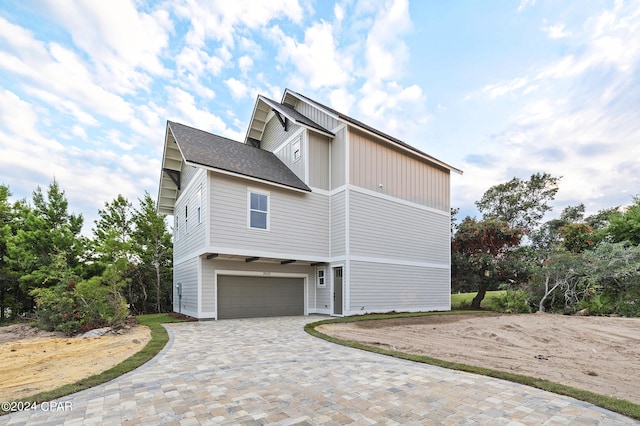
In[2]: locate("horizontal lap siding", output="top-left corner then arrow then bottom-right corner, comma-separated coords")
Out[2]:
349,261 -> 450,312
331,191 -> 346,256
315,271 -> 331,311
177,165 -> 199,199
174,258 -> 198,317
174,169 -> 207,259
349,191 -> 450,264
274,132 -> 304,183
261,115 -> 301,152
210,174 -> 329,258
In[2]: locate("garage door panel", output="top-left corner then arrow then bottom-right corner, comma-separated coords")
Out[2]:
218,276 -> 304,319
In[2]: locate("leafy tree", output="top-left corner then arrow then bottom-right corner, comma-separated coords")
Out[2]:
0,185 -> 20,321
529,251 -> 589,312
530,204 -> 586,258
559,223 -> 594,253
605,196 -> 640,245
475,172 -> 561,234
92,194 -> 133,265
131,193 -> 173,314
452,218 -> 522,308
6,180 -> 84,312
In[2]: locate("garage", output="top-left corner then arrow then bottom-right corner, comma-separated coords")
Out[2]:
217,275 -> 305,319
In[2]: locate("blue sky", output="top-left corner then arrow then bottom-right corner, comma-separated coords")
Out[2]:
1,0 -> 639,234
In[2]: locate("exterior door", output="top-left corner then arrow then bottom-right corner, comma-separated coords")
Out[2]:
333,267 -> 343,315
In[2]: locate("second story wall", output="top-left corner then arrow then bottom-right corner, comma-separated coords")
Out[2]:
209,173 -> 330,259
174,168 -> 207,259
349,129 -> 450,212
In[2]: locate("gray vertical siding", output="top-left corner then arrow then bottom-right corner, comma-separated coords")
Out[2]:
331,127 -> 347,189
261,114 -> 301,152
308,133 -> 330,190
348,190 -> 450,264
330,191 -> 346,257
349,129 -> 450,212
209,174 -> 329,258
174,169 -> 207,260
174,258 -> 198,317
349,261 -> 451,313
294,100 -> 340,131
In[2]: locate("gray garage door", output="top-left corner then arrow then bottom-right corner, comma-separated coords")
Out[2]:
217,276 -> 304,319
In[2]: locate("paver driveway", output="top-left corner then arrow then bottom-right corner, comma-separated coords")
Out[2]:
3,316 -> 637,425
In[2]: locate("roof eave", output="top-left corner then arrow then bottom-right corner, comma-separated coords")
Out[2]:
185,160 -> 311,193
157,122 -> 185,215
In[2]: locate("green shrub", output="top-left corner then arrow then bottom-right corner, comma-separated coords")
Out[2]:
30,265 -> 129,335
30,284 -> 83,334
490,290 -> 532,313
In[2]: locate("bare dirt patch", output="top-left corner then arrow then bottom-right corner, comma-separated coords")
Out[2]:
0,324 -> 151,401
317,312 -> 640,404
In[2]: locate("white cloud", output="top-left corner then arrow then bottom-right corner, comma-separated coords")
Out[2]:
517,0 -> 536,12
269,21 -> 350,89
39,0 -> 172,93
541,22 -> 571,39
173,0 -> 305,49
365,0 -> 412,81
482,77 -> 531,98
165,86 -> 242,140
225,78 -> 249,99
356,80 -> 429,141
238,55 -> 254,75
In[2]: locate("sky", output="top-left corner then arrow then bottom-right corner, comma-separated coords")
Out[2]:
1,0 -> 639,235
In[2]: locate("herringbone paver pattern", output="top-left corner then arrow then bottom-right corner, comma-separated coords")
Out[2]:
2,317 -> 637,425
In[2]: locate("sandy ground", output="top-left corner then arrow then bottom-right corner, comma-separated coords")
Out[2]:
317,312 -> 640,404
0,324 -> 151,401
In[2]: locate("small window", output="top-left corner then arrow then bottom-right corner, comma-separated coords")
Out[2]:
292,138 -> 301,162
184,205 -> 188,234
317,268 -> 326,287
248,191 -> 269,230
197,186 -> 202,224
174,215 -> 179,241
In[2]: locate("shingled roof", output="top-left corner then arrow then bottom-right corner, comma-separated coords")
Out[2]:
158,121 -> 310,214
170,121 -> 310,191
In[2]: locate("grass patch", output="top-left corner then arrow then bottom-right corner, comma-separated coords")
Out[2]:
1,313 -> 184,416
305,312 -> 640,422
451,291 -> 505,309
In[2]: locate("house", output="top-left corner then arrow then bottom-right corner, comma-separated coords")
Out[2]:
157,89 -> 462,320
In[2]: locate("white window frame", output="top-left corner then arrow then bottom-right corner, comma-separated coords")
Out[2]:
247,188 -> 270,231
197,185 -> 202,225
292,137 -> 301,162
317,267 -> 326,288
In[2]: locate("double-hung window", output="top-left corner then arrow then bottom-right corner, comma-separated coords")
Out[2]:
248,190 -> 269,230
317,268 -> 326,287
